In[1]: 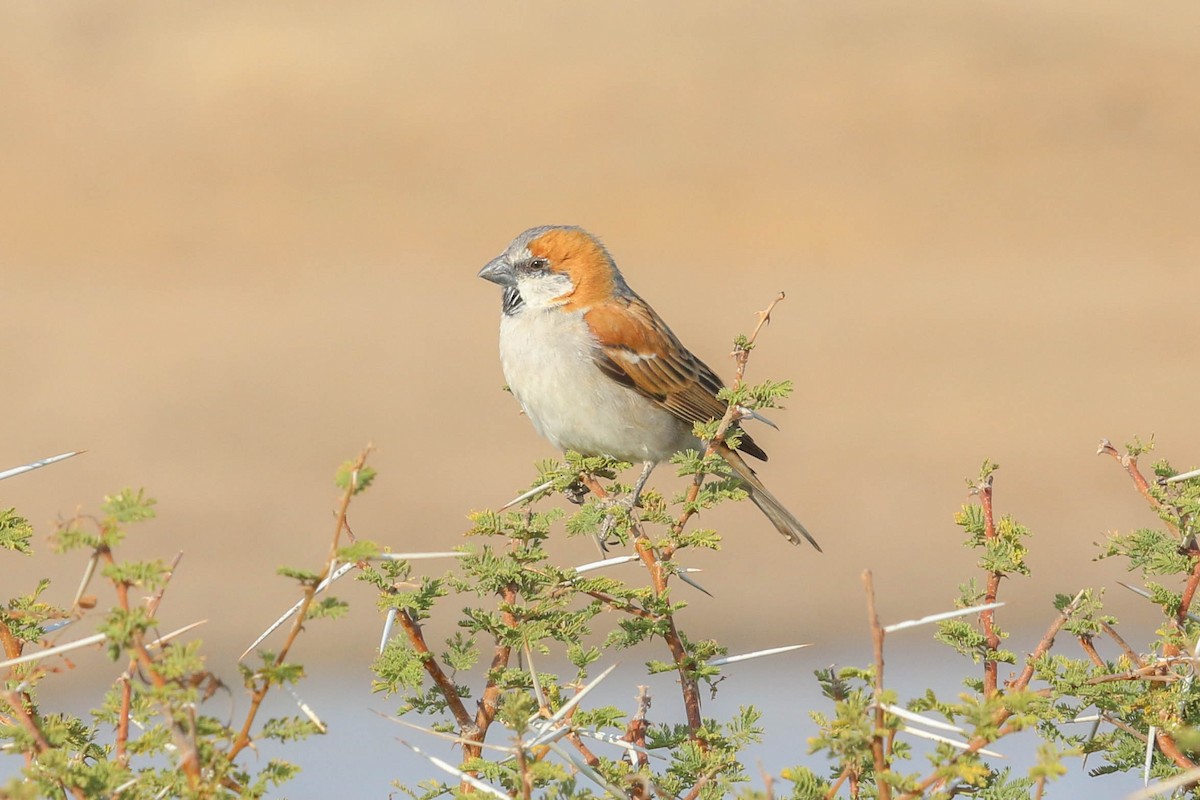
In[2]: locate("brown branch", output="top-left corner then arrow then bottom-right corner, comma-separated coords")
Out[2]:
973,473 -> 1002,697
1097,438 -> 1178,536
115,674 -> 132,767
583,590 -> 656,619
1177,551 -> 1200,635
1077,636 -> 1106,669
394,608 -> 473,730
1157,728 -> 1199,770
0,620 -> 21,661
4,691 -> 52,753
4,690 -> 88,800
759,760 -> 776,800
896,720 -> 1024,799
228,446 -> 371,762
1008,590 -> 1082,692
116,550 -> 183,767
656,295 -> 789,742
97,544 -> 201,785
515,741 -> 534,800
670,292 -> 786,543
680,766 -> 723,800
1098,439 -> 1157,506
469,583 -> 517,761
861,571 -> 892,800
583,296 -> 787,752
565,729 -> 601,768
1098,620 -> 1144,667
623,685 -> 651,769
823,765 -> 851,800
903,597 -> 1085,799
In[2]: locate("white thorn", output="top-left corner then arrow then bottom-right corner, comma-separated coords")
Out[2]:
900,725 -> 1005,758
1165,467 -> 1200,484
500,479 -> 555,510
709,644 -> 811,666
0,451 -> 83,481
239,562 -> 356,661
574,555 -> 638,574
395,739 -> 511,799
884,602 -> 1005,634
1144,725 -> 1157,786
379,608 -> 398,654
879,703 -> 965,734
374,551 -> 464,561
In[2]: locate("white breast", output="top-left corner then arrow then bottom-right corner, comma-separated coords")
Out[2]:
497,307 -> 695,463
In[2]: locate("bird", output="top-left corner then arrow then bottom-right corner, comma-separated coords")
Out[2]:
478,225 -> 819,550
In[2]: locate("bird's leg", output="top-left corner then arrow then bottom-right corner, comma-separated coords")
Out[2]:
629,461 -> 656,509
597,461 -> 657,549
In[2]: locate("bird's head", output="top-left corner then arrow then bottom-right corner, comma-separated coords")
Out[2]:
478,226 -> 628,312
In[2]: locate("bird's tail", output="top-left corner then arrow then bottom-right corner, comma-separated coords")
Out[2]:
719,445 -> 821,551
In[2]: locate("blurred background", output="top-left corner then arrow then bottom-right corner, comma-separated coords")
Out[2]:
3,2 -> 1199,796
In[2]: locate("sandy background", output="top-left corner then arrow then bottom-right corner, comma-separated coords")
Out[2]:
3,2 -> 1199,795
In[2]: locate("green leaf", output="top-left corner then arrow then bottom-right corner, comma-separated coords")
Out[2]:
0,509 -> 34,554
101,488 -> 157,523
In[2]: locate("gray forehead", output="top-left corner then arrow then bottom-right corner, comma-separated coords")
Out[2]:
505,225 -> 581,257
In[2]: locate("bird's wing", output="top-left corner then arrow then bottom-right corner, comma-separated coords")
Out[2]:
583,294 -> 767,461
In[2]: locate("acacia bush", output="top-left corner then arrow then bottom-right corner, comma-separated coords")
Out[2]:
3,309 -> 1199,799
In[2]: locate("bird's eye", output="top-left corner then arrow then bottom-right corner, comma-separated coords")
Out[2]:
528,258 -> 549,271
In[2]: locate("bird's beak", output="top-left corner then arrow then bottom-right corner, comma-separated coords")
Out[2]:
478,256 -> 515,287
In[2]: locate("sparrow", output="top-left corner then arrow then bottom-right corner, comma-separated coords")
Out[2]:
478,225 -> 819,550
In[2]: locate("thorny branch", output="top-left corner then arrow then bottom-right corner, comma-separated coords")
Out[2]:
861,570 -> 892,800
975,472 -> 1003,697
228,445 -> 372,762
897,592 -> 1088,800
96,542 -> 201,785
1097,439 -> 1162,518
670,292 -> 786,545
578,293 -> 789,748
3,690 -> 87,800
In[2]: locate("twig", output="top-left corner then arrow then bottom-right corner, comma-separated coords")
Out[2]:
1078,636 -> 1106,668
642,294 -> 788,743
1155,727 -> 1194,773
973,472 -> 1001,697
861,571 -> 892,800
623,685 -> 651,768
468,582 -> 518,763
670,292 -> 785,544
824,765 -> 851,800
3,690 -> 88,800
759,760 -> 776,800
1177,553 -> 1200,637
1097,619 -> 1143,667
227,446 -> 371,762
901,594 -> 1086,800
582,589 -> 656,619
1098,439 -> 1176,535
0,619 -> 21,661
115,674 -> 132,766
1008,589 -> 1085,692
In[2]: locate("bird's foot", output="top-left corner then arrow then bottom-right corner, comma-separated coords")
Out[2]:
563,478 -> 592,505
595,491 -> 642,551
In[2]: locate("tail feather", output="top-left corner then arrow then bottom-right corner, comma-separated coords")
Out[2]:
719,445 -> 821,551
